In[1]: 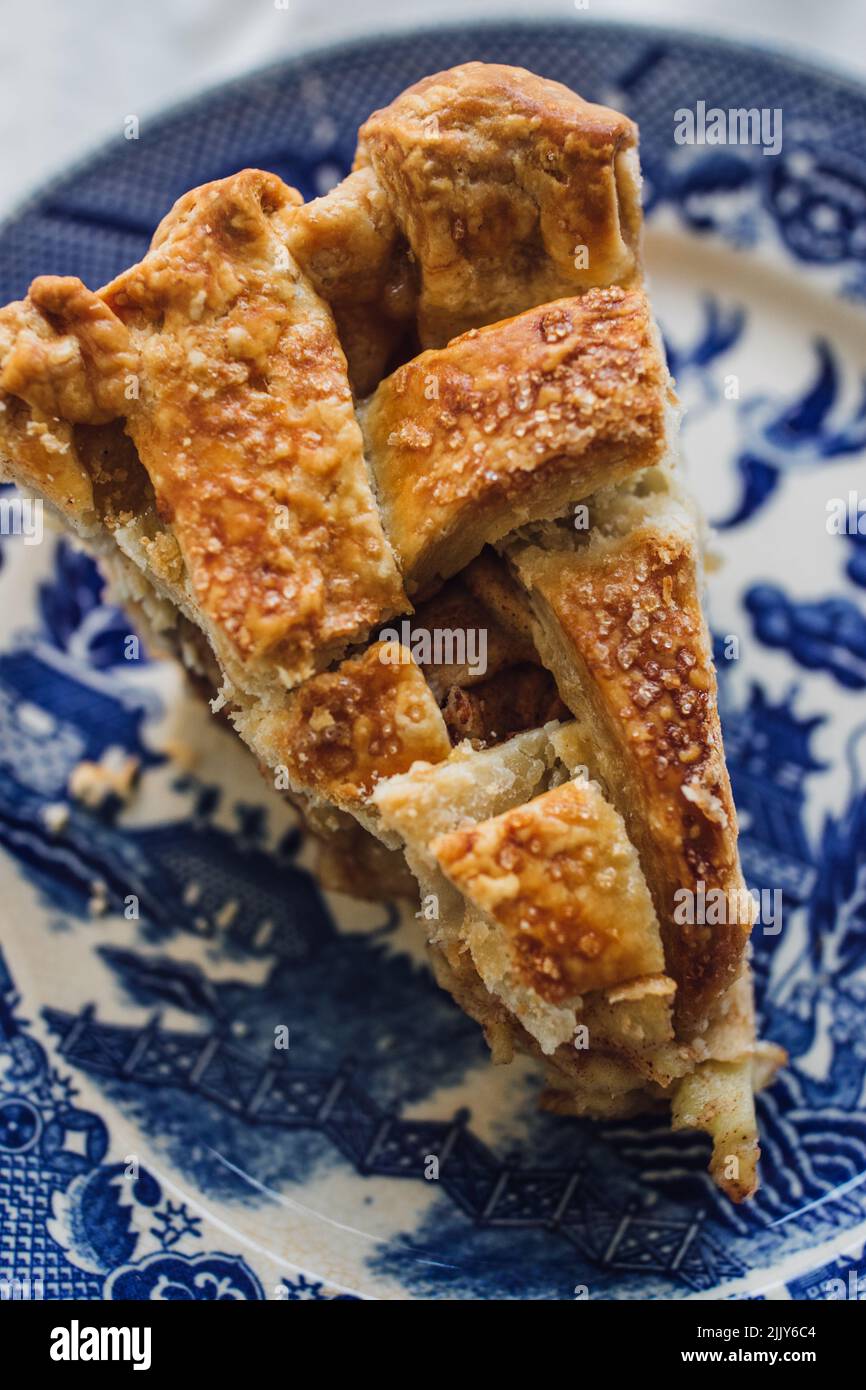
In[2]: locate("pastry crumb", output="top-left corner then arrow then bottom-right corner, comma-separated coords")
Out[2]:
68,748 -> 140,809
41,801 -> 70,835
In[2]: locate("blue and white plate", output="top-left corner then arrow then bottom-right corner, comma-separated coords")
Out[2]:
1,21 -> 865,1302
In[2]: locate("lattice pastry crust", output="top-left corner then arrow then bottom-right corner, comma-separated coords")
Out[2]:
0,63 -> 782,1199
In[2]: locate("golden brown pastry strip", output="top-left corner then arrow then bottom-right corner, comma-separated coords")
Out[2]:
357,61 -> 641,347
101,170 -> 408,691
511,516 -> 753,1034
285,167 -> 415,396
433,779 -> 665,1003
0,172 -> 410,697
361,286 -> 671,594
234,640 -> 451,817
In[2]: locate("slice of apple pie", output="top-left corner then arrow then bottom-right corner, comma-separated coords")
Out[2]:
0,62 -> 782,1199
